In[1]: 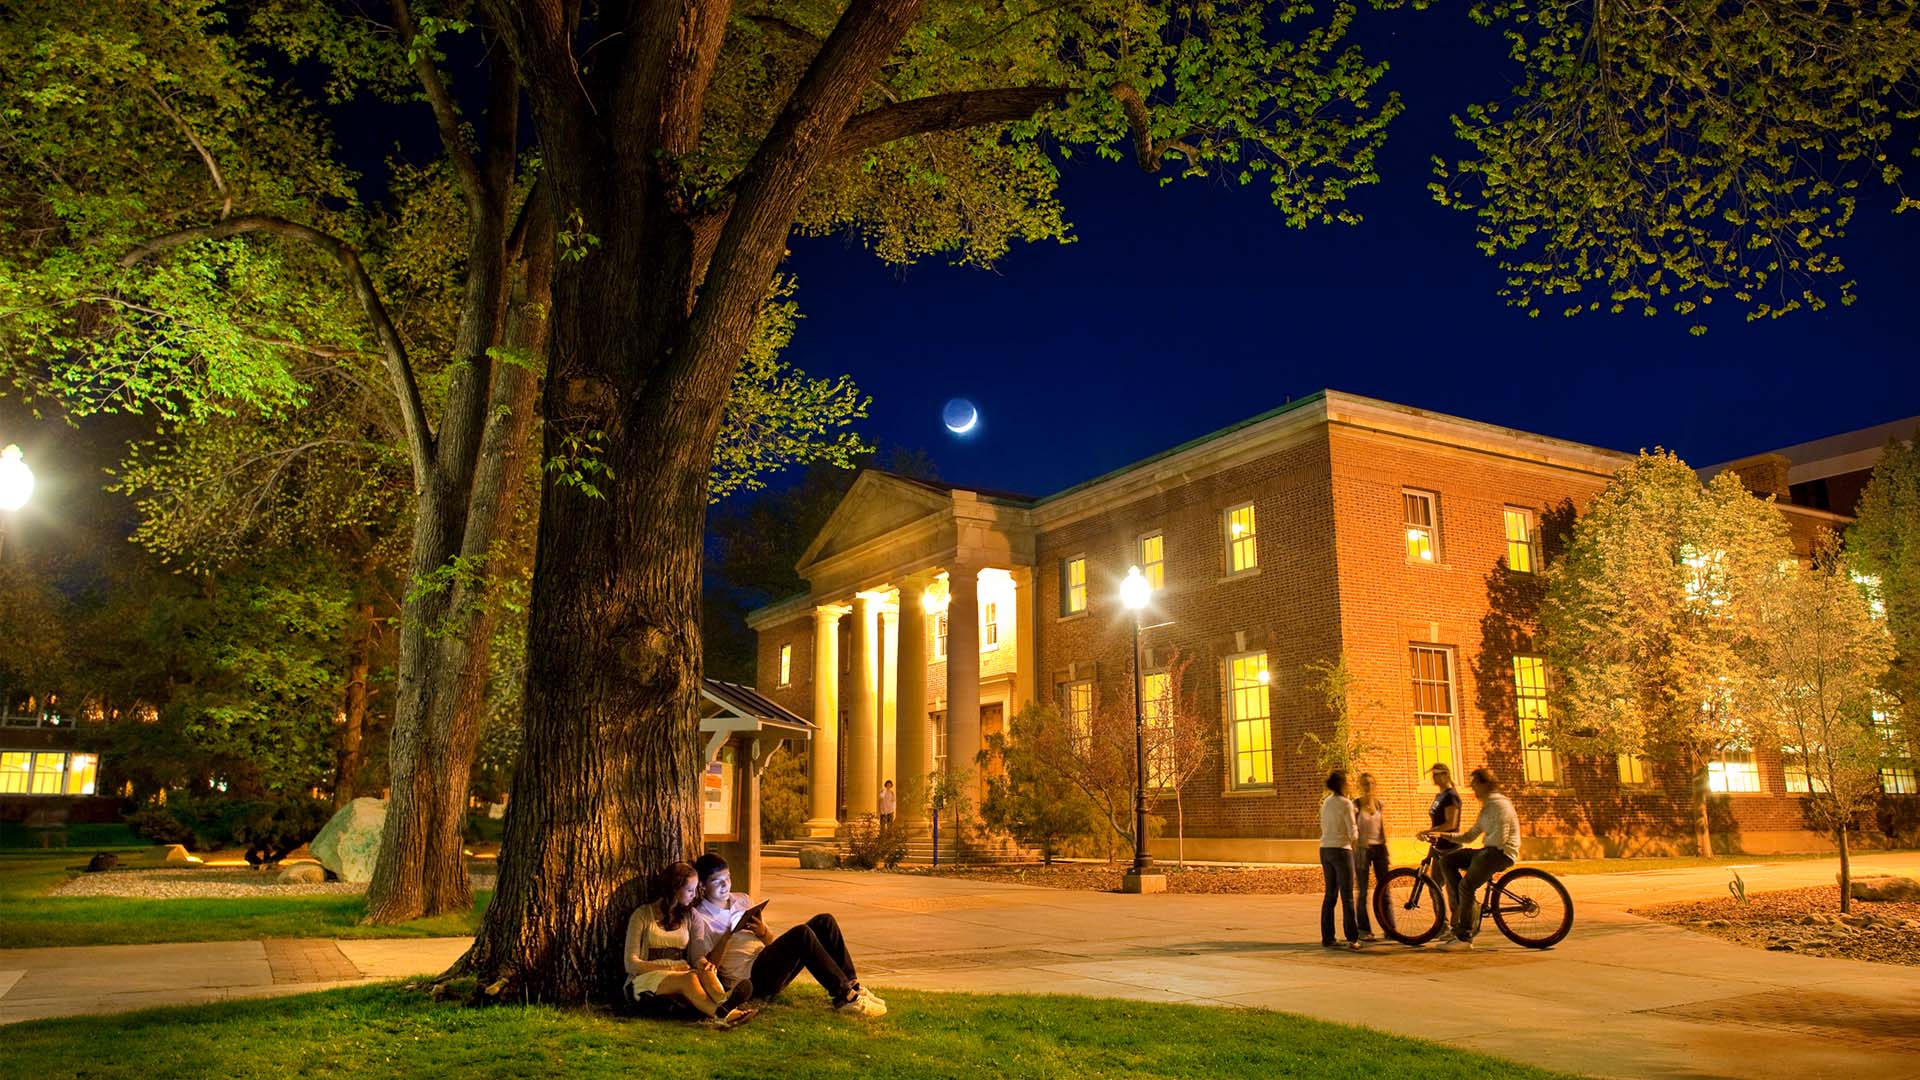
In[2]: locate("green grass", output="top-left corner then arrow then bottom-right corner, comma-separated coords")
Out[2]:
0,851 -> 485,948
0,984 -> 1584,1080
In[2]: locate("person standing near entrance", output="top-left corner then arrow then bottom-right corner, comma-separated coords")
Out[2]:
1351,772 -> 1388,941
878,780 -> 896,828
1318,769 -> 1361,949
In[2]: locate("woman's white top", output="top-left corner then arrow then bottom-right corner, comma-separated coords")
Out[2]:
1355,802 -> 1384,846
623,906 -> 691,996
1319,794 -> 1357,849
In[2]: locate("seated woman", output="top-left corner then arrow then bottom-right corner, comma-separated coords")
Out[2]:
625,861 -> 756,1024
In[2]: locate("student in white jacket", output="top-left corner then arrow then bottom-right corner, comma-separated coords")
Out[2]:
1432,767 -> 1522,949
1317,770 -> 1361,949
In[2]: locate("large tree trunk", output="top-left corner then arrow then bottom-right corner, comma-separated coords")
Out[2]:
333,602 -> 374,808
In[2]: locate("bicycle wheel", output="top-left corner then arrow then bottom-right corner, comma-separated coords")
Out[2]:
1489,867 -> 1574,949
1374,867 -> 1445,945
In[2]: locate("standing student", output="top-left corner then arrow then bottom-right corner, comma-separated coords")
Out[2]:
878,780 -> 896,829
1318,769 -> 1361,949
1414,761 -> 1464,919
1351,772 -> 1389,941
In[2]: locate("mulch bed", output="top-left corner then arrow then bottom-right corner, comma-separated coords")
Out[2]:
1633,885 -> 1920,967
887,863 -> 1326,895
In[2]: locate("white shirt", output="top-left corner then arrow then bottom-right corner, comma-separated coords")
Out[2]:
1355,802 -> 1384,846
687,894 -> 765,985
878,787 -> 896,814
1319,793 -> 1357,850
1462,792 -> 1522,860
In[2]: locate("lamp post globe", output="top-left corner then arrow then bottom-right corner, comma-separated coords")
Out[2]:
0,445 -> 32,512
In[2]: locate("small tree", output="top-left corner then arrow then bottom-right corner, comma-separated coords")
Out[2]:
1744,534 -> 1893,912
981,705 -> 1097,864
1297,653 -> 1386,777
1541,451 -> 1792,856
1849,431 -> 1920,753
757,744 -> 810,844
1141,650 -> 1213,867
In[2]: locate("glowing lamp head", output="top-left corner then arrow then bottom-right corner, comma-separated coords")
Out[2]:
0,445 -> 32,512
1120,565 -> 1151,611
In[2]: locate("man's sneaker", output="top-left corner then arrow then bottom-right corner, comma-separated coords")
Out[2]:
849,983 -> 886,1008
836,992 -> 887,1018
1438,937 -> 1474,951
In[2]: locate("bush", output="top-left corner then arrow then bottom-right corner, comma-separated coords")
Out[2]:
127,794 -> 332,859
842,813 -> 907,870
760,746 -> 809,843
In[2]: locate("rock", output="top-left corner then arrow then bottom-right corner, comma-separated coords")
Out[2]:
146,844 -> 192,865
310,797 -> 387,883
85,852 -> 120,872
1703,919 -> 1732,929
1766,941 -> 1796,951
797,846 -> 838,870
1851,876 -> 1920,902
278,863 -> 326,884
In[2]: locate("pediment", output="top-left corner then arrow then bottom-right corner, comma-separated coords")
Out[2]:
796,471 -> 952,574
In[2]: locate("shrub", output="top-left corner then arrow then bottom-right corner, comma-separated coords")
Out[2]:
759,745 -> 809,843
842,813 -> 907,870
126,794 -> 332,859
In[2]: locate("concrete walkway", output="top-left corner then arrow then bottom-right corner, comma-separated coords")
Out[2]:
4,852 -> 1918,1079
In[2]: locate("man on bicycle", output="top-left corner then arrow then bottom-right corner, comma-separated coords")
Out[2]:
1429,767 -> 1520,950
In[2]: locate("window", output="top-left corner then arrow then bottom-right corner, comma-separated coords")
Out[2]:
1617,753 -> 1650,785
66,753 -> 97,796
930,715 -> 948,775
1503,507 -> 1537,573
1225,503 -> 1258,575
777,644 -> 792,688
1707,745 -> 1762,793
1143,671 -> 1174,788
1139,532 -> 1165,591
1404,490 -> 1439,563
934,613 -> 949,660
1227,652 -> 1273,787
1782,745 -> 1829,794
982,602 -> 999,650
1410,646 -> 1458,779
30,752 -> 64,794
1511,655 -> 1555,783
1062,556 -> 1088,615
1681,544 -> 1729,614
0,751 -> 29,794
0,751 -> 91,796
1061,680 -> 1094,748
1874,707 -> 1916,794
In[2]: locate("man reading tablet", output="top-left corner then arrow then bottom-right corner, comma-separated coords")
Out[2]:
688,853 -> 886,1017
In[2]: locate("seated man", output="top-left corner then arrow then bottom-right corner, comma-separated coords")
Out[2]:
688,852 -> 887,1017
1431,767 -> 1521,950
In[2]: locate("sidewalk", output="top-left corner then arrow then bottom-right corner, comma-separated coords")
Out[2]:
4,852 -> 1917,1079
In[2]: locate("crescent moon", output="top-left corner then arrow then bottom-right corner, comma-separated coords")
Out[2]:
946,404 -> 978,434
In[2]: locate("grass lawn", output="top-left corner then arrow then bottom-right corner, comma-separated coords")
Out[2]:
0,984 -> 1584,1080
0,851 -> 486,948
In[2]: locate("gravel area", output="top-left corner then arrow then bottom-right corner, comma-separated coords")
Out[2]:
1633,885 -> 1920,967
887,863 -> 1326,894
51,868 -> 499,900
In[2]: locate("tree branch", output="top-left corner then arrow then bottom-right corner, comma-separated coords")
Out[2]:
120,216 -> 436,484
835,86 -> 1070,158
144,87 -> 232,220
394,0 -> 488,213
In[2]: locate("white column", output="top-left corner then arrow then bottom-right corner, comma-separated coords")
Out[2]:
845,592 -> 882,818
1012,564 -> 1037,717
806,605 -> 843,837
879,606 -> 898,806
946,566 -> 982,810
894,572 -> 933,827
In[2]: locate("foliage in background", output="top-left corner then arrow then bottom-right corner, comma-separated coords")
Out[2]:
1540,451 -> 1793,856
1437,0 -> 1920,333
758,744 -> 809,844
982,704 -> 1098,864
125,793 -> 333,857
1297,653 -> 1386,777
1849,431 -> 1920,750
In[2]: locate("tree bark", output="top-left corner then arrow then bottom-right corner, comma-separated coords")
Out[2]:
334,602 -> 374,808
1692,750 -> 1713,858
1837,823 -> 1852,914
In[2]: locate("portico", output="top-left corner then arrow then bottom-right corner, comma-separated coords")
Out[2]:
751,472 -> 1036,836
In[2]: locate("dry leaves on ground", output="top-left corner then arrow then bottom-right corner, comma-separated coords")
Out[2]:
1634,885 -> 1920,967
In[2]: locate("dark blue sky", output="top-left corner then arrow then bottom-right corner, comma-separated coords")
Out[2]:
776,8 -> 1919,499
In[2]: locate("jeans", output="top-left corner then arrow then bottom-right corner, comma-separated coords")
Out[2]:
1438,846 -> 1516,941
1352,843 -> 1390,935
748,913 -> 859,1003
1319,847 -> 1358,944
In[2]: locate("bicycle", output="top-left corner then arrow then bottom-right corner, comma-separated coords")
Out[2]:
1373,843 -> 1574,949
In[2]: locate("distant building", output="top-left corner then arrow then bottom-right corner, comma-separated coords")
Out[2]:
0,696 -> 115,831
748,391 -> 1915,860
1704,413 -> 1919,516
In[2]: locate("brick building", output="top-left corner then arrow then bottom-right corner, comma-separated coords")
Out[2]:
746,391 -> 1915,860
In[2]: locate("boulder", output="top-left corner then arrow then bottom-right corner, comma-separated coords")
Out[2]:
310,797 -> 387,883
1850,876 -> 1920,903
279,863 -> 327,884
86,852 -> 120,872
146,844 -> 192,865
797,846 -> 839,870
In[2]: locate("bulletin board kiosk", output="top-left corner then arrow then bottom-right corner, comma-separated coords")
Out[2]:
698,679 -> 814,897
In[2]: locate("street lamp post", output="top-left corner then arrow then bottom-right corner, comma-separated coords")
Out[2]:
0,444 -> 35,562
1120,566 -> 1165,894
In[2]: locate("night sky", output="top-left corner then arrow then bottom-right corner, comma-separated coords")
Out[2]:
775,8 -> 1920,500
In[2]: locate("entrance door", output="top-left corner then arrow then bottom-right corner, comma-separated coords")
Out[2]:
980,702 -> 1006,783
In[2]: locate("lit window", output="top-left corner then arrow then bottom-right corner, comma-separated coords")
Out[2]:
1228,652 -> 1272,787
1781,745 -> 1829,794
1139,533 -> 1165,591
1061,680 -> 1094,748
30,751 -> 64,794
1681,544 -> 1729,614
66,753 -> 97,796
0,751 -> 30,794
930,714 -> 948,775
1410,646 -> 1457,778
1853,572 -> 1885,619
1874,707 -> 1915,794
1143,671 -> 1174,788
1504,507 -> 1536,573
982,602 -> 999,651
1707,745 -> 1762,793
1617,753 -> 1649,785
778,644 -> 792,688
934,613 -> 949,660
1225,504 -> 1258,575
1062,556 -> 1087,615
1511,655 -> 1555,783
1404,490 -> 1438,563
